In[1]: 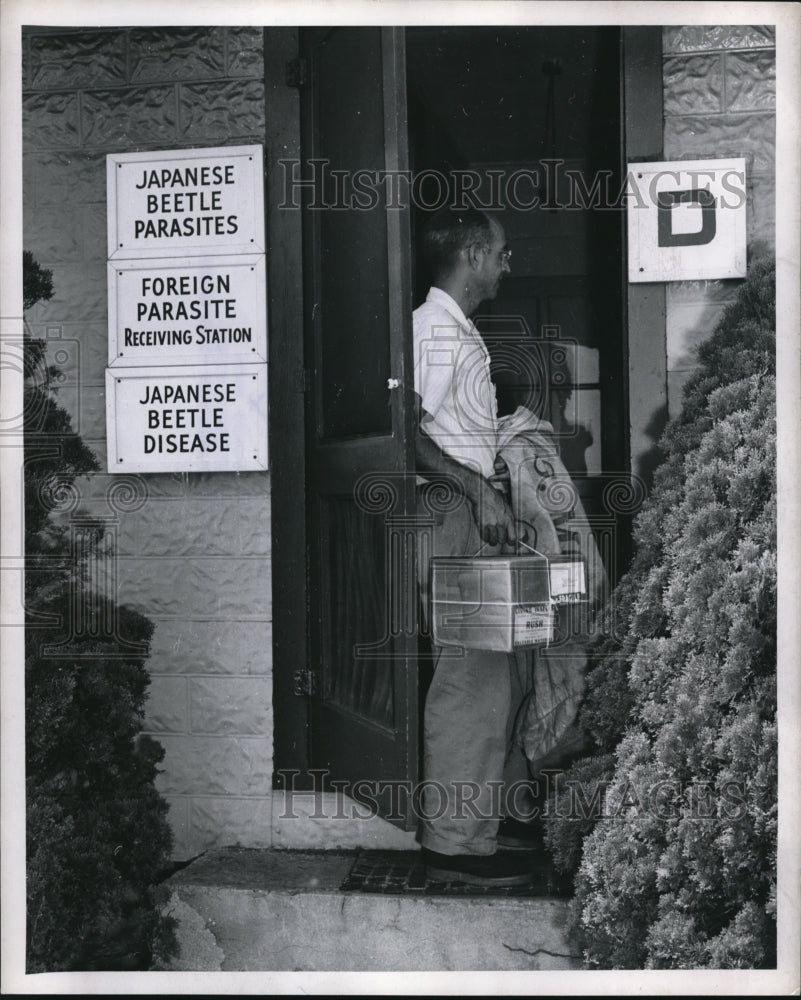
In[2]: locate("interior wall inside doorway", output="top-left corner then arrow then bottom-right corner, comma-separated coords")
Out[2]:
406,26 -> 626,572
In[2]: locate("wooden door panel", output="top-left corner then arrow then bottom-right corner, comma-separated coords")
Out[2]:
302,27 -> 417,827
314,33 -> 392,441
319,493 -> 395,728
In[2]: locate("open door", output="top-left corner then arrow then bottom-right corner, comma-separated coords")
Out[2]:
300,27 -> 419,827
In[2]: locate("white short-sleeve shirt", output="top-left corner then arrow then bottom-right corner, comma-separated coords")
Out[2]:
413,287 -> 499,480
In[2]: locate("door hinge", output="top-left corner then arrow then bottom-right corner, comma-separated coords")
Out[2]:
293,668 -> 315,697
286,57 -> 308,89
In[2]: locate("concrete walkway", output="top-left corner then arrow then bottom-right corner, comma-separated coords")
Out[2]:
159,847 -> 582,972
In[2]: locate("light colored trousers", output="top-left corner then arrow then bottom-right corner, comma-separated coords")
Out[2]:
419,497 -> 531,856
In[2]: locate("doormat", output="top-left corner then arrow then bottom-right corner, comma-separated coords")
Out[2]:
340,850 -> 572,898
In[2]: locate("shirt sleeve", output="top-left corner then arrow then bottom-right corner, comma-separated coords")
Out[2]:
413,307 -> 458,420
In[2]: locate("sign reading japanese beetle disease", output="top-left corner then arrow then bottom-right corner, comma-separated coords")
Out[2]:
105,365 -> 268,473
105,145 -> 267,472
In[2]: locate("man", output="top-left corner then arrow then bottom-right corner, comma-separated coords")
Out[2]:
413,207 -> 537,886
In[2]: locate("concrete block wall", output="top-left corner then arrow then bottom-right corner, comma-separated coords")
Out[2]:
22,26 -> 273,860
662,25 -> 776,416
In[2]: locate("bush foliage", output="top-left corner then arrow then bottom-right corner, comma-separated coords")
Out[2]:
24,253 -> 175,971
544,257 -> 777,969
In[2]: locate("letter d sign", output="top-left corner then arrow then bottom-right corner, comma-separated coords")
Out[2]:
628,157 -> 746,281
657,189 -> 716,247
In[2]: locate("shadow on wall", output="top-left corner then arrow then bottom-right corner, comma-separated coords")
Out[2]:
637,403 -> 669,493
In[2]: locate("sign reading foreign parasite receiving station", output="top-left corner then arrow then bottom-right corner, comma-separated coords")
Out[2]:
108,255 -> 267,367
105,145 -> 267,473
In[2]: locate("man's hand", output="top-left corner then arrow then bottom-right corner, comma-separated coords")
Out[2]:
414,392 -> 522,549
489,454 -> 511,493
470,478 -> 518,548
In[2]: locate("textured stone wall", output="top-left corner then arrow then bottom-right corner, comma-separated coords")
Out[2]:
23,27 -> 273,859
662,25 -> 776,415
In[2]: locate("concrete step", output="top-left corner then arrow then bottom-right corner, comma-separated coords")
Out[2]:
159,847 -> 582,972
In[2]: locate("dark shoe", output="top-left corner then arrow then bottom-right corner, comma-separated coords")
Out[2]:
423,848 -> 535,887
496,816 -> 543,852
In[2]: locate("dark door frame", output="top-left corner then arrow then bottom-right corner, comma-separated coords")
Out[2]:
621,26 -> 667,489
264,26 -> 311,784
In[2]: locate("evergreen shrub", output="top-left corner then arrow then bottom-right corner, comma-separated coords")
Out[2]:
23,252 -> 176,971
543,257 -> 777,969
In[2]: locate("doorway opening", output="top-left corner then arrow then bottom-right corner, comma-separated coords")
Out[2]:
405,25 -> 627,776
274,27 -> 628,834
406,25 -> 627,557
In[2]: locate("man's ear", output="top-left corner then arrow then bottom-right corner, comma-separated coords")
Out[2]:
465,243 -> 482,270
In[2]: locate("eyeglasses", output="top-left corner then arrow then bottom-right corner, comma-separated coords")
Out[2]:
478,246 -> 512,264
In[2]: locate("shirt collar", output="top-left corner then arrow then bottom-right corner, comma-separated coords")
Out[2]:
426,286 -> 473,332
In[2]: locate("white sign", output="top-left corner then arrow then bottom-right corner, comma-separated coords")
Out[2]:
627,158 -> 747,282
107,145 -> 265,258
513,603 -> 554,647
105,144 -> 269,474
108,255 -> 267,366
105,365 -> 268,473
549,560 -> 587,604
